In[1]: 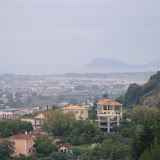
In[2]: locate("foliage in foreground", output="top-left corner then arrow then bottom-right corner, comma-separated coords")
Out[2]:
0,139 -> 15,160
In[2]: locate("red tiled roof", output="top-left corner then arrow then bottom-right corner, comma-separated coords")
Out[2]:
29,128 -> 47,133
34,113 -> 46,119
109,101 -> 123,106
8,134 -> 31,140
58,144 -> 71,150
29,147 -> 37,150
29,134 -> 54,140
0,138 -> 3,143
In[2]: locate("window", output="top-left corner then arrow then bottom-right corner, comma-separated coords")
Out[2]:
100,122 -> 107,125
103,106 -> 107,110
29,150 -> 31,154
104,112 -> 106,114
81,111 -> 83,114
76,111 -> 78,114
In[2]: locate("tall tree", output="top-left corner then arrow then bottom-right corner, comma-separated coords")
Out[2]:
0,139 -> 15,160
102,94 -> 108,99
43,109 -> 76,136
124,83 -> 141,105
34,136 -> 57,156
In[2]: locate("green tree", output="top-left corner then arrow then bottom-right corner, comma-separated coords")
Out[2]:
140,139 -> 160,160
43,109 -> 76,136
88,145 -> 104,160
6,93 -> 13,100
71,137 -> 80,146
17,154 -> 27,160
69,98 -> 78,105
88,102 -> 97,120
124,83 -> 141,105
131,120 -> 154,159
34,136 -> 58,156
142,71 -> 160,94
79,133 -> 90,144
153,115 -> 160,144
48,151 -> 67,160
6,99 -> 16,108
19,121 -> 33,133
101,139 -> 114,158
112,125 -> 120,134
131,106 -> 158,125
0,139 -> 15,160
27,96 -> 32,104
15,98 -> 23,108
52,104 -> 58,110
121,127 -> 130,137
102,94 -> 108,99
110,148 -> 118,160
15,91 -> 22,99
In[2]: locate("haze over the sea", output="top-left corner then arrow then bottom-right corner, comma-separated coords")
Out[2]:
0,0 -> 160,74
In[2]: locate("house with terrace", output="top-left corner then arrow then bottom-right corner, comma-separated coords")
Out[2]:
96,98 -> 123,132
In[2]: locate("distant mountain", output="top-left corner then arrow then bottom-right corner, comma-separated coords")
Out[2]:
87,58 -> 160,71
142,59 -> 160,69
88,58 -> 129,69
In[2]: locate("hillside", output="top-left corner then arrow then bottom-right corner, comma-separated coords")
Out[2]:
140,71 -> 160,106
124,71 -> 160,107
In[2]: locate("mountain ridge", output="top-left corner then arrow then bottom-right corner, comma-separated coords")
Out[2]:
87,58 -> 160,71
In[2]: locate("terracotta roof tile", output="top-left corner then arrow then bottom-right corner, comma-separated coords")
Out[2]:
29,128 -> 46,133
29,134 -> 54,140
109,101 -> 123,106
29,147 -> 37,150
34,113 -> 46,119
97,99 -> 122,106
58,144 -> 71,150
8,134 -> 31,140
62,105 -> 87,110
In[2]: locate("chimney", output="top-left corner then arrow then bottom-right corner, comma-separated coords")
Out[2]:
25,131 -> 27,135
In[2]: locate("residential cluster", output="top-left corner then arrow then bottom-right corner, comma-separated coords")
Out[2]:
0,98 -> 123,157
0,73 -> 130,110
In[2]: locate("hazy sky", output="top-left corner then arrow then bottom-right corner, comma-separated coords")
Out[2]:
0,0 -> 160,74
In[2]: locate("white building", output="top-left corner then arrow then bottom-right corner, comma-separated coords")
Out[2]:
21,113 -> 46,130
0,109 -> 25,120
